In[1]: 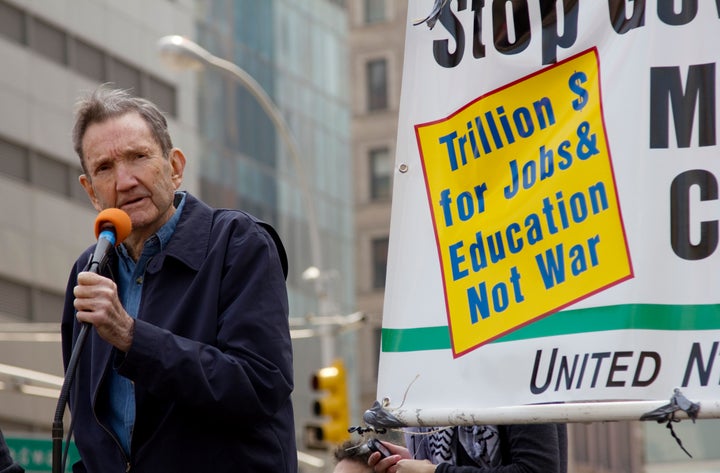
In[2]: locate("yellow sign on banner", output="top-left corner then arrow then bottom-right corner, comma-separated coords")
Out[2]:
416,48 -> 633,356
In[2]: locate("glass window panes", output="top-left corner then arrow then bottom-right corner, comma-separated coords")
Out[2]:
364,0 -> 385,24
0,0 -> 25,44
572,424 -> 588,463
370,147 -> 391,200
31,152 -> 69,196
74,38 -> 105,82
0,277 -> 31,320
367,58 -> 388,111
147,76 -> 177,117
33,289 -> 64,322
597,423 -> 610,468
200,176 -> 222,209
0,137 -> 29,180
111,57 -> 142,94
69,165 -> 91,205
614,423 -> 631,470
31,17 -> 67,65
372,236 -> 389,289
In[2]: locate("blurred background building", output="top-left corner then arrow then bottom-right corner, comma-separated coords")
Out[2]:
0,0 -> 717,472
0,0 -> 354,468
347,0 -> 403,423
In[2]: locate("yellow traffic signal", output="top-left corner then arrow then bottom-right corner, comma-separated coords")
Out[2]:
310,359 -> 350,444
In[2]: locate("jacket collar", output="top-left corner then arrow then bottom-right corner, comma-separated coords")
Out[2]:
146,193 -> 212,274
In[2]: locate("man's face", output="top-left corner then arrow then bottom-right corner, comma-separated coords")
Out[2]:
79,112 -> 185,240
333,459 -> 372,473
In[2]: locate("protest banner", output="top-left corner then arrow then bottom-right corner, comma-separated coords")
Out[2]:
375,0 -> 720,425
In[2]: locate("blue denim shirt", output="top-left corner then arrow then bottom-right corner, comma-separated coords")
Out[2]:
109,192 -> 186,454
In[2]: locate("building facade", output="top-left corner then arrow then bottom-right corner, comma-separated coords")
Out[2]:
0,0 -> 354,456
189,0 -> 355,445
348,0 -> 404,419
0,0 -> 197,432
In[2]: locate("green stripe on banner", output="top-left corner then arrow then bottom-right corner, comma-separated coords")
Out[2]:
381,304 -> 720,352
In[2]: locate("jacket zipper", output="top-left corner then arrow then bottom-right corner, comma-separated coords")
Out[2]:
92,379 -> 131,472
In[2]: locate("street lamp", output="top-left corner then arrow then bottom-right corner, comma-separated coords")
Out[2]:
157,35 -> 323,274
302,266 -> 340,364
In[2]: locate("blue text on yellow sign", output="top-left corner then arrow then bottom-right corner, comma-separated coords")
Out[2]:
415,48 -> 633,356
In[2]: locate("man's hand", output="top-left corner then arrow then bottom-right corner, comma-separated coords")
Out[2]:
73,271 -> 134,352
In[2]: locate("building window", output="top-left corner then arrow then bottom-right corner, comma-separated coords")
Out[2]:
111,57 -> 142,94
613,423 -> 632,470
74,38 -> 106,82
31,152 -> 69,196
69,165 -> 91,205
372,236 -> 389,289
34,288 -> 65,323
147,76 -> 177,117
570,424 -> 588,464
364,0 -> 385,24
0,1 -> 25,44
366,58 -> 388,111
369,147 -> 391,201
0,137 -> 29,181
0,277 -> 65,322
31,17 -> 67,65
0,134 -> 90,205
0,277 -> 31,321
0,2 -> 177,118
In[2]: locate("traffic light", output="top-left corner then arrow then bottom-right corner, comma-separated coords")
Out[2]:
310,359 -> 350,444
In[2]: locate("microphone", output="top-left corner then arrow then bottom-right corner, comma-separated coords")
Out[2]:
52,208 -> 131,473
87,208 -> 132,273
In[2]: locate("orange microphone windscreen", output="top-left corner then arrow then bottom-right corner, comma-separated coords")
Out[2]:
94,208 -> 133,245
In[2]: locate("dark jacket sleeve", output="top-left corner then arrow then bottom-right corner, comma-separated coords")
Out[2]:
435,424 -> 567,473
0,430 -> 24,473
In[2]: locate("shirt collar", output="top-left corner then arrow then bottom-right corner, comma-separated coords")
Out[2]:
156,191 -> 186,251
118,191 -> 187,259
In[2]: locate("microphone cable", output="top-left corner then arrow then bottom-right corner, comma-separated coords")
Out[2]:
52,208 -> 132,473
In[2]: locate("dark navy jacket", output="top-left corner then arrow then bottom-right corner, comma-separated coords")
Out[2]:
61,193 -> 297,473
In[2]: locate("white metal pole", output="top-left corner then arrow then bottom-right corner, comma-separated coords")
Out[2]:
372,400 -> 720,426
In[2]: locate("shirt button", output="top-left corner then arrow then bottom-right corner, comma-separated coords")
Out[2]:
135,276 -> 143,285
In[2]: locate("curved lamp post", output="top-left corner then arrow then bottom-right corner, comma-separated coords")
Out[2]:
157,35 -> 323,274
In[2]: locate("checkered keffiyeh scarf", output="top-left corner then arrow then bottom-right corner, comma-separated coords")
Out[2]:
406,425 -> 501,467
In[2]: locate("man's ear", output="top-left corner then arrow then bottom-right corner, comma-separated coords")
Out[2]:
169,148 -> 186,189
79,174 -> 102,211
